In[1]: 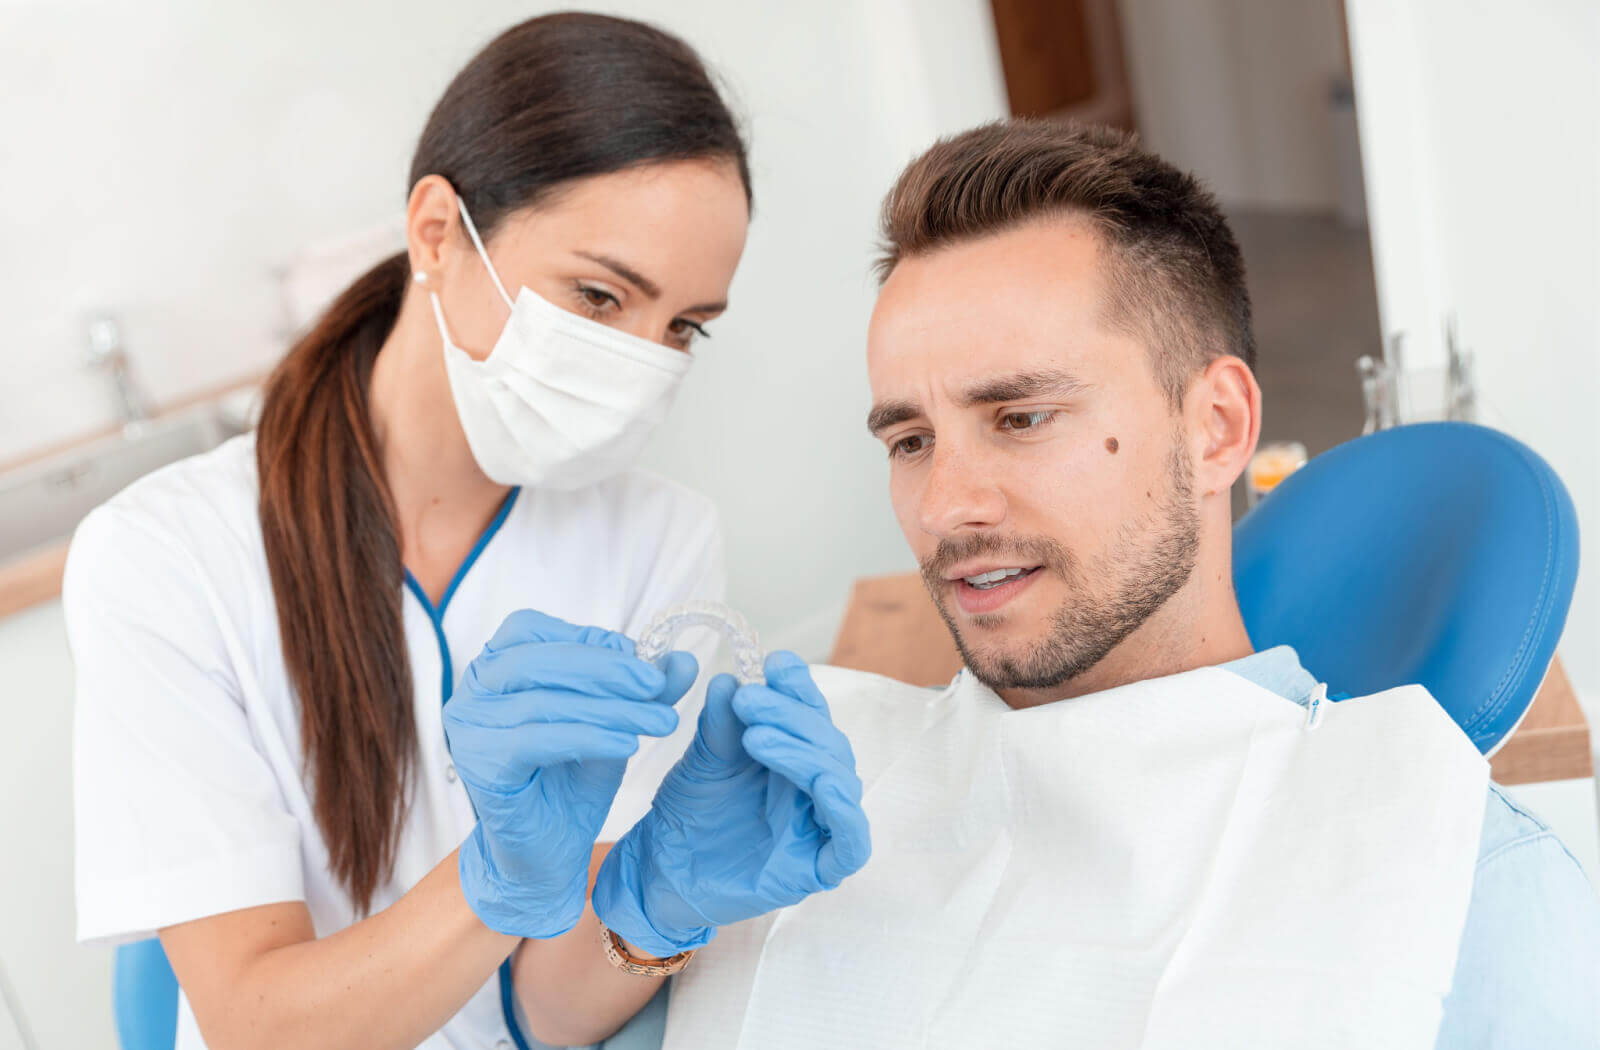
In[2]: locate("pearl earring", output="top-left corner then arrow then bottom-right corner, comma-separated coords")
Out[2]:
413,271 -> 428,285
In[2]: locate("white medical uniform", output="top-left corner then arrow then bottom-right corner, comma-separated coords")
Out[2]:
65,433 -> 725,1050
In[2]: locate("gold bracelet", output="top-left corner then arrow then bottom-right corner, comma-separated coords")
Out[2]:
598,921 -> 696,977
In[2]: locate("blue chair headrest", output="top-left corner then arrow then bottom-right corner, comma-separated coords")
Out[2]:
1234,422 -> 1579,753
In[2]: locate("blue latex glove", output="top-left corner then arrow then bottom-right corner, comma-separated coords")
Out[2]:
444,609 -> 698,939
592,650 -> 871,958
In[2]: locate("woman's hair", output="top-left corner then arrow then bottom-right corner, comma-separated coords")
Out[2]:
255,12 -> 750,913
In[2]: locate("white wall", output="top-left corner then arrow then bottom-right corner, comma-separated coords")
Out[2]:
0,3 -> 1008,1043
0,0 -> 1008,636
1345,1 -> 1600,707
0,600 -> 113,1049
630,0 -> 1010,648
1118,0 -> 1350,211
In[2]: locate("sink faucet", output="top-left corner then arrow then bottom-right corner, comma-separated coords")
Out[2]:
1356,331 -> 1404,435
1443,316 -> 1477,423
84,313 -> 151,425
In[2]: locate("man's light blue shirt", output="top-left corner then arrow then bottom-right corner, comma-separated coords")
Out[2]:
592,648 -> 1600,1050
1222,646 -> 1600,1049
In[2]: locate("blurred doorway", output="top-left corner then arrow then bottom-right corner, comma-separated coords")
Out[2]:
989,0 -> 1136,129
988,0 -> 1380,514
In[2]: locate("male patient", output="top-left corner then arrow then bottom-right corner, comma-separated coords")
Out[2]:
645,121 -> 1598,1049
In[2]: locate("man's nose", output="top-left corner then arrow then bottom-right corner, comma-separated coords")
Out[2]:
918,445 -> 1007,537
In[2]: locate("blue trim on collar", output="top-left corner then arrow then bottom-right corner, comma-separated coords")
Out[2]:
398,487 -> 530,1050
402,488 -> 520,704
440,488 -> 521,617
401,573 -> 454,706
499,959 -> 534,1050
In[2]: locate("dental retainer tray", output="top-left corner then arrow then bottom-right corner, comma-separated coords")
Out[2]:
635,600 -> 764,684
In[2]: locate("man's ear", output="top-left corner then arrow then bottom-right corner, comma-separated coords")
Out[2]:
1189,355 -> 1261,498
405,174 -> 458,281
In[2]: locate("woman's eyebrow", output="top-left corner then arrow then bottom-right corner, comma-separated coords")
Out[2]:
574,251 -> 661,297
572,250 -> 726,313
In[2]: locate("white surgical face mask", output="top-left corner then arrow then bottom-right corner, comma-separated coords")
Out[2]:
428,196 -> 693,489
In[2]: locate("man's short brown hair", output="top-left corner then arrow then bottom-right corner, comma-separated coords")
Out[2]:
876,120 -> 1255,406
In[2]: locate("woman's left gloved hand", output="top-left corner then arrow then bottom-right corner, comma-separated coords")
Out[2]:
592,651 -> 872,958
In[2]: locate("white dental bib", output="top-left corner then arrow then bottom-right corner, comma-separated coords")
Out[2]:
664,663 -> 1487,1050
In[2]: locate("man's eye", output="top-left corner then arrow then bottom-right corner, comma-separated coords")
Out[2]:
891,434 -> 930,458
999,410 -> 1056,431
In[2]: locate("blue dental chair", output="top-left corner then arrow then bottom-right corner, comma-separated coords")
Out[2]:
1234,421 -> 1580,753
111,423 -> 1579,1048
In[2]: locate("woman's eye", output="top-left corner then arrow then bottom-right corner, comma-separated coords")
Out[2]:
891,434 -> 930,458
576,285 -> 620,314
999,410 -> 1056,432
667,318 -> 709,347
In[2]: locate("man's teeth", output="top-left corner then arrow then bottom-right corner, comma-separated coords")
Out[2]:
964,567 -> 1030,589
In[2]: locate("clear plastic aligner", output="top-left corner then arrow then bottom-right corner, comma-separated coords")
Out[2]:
635,600 -> 765,684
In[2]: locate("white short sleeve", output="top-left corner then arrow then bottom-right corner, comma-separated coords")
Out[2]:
65,505 -> 304,945
599,494 -> 728,842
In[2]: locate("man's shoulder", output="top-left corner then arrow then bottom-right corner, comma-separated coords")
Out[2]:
1434,783 -> 1600,1048
1476,783 -> 1589,871
1465,783 -> 1596,948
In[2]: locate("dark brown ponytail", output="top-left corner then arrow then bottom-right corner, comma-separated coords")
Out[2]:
258,253 -> 410,910
255,13 -> 750,913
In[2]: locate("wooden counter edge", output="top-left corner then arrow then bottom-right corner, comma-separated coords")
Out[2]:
1490,657 -> 1593,785
0,373 -> 262,477
0,374 -> 264,620
0,543 -> 70,620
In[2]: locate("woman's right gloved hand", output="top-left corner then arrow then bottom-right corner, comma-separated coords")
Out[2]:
592,652 -> 871,958
444,610 -> 697,939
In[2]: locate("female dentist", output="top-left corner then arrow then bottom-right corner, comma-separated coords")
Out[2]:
65,13 -> 866,1050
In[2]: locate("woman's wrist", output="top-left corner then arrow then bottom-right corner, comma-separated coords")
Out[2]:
618,934 -> 668,964
591,839 -> 715,958
458,823 -> 588,940
599,921 -> 696,976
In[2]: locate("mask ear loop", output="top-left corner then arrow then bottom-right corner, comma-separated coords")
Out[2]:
454,194 -> 516,311
427,289 -> 457,348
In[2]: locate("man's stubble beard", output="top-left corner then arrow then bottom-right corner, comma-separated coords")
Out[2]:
920,433 -> 1201,693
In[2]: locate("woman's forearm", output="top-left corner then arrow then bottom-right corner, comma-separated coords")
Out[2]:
512,845 -> 667,1046
513,905 -> 667,1045
163,849 -> 517,1050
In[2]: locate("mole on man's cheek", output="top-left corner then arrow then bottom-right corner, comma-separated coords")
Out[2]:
1105,436 -> 1119,454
